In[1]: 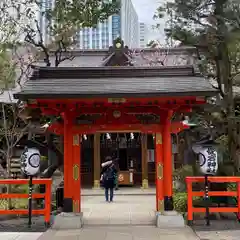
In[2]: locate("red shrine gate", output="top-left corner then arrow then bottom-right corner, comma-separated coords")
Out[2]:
29,97 -> 194,212
28,97 -> 196,212
14,65 -> 216,216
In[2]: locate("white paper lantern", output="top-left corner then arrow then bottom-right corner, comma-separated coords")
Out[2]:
20,148 -> 41,176
193,145 -> 218,175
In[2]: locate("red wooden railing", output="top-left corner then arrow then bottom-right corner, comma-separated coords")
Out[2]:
186,176 -> 240,225
0,178 -> 52,225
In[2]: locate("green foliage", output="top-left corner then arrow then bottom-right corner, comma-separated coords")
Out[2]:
0,199 -> 28,210
0,184 -> 29,210
173,192 -> 202,213
154,0 -> 240,72
146,40 -> 159,48
10,184 -> 29,194
0,49 -> 16,91
173,192 -> 188,213
22,0 -> 120,66
50,0 -> 120,28
228,183 -> 237,191
173,165 -> 194,181
154,0 -> 240,170
43,0 -> 120,40
1,0 -> 120,67
0,103 -> 29,163
173,165 -> 195,192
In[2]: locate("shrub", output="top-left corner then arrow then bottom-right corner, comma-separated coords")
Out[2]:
173,192 -> 202,213
173,165 -> 195,192
173,192 -> 188,213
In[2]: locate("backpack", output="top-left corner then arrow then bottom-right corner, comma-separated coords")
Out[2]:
103,167 -> 115,181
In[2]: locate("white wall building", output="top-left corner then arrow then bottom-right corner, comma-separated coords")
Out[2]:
139,22 -> 149,48
120,0 -> 139,48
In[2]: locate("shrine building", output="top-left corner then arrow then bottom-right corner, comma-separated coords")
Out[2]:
14,39 -> 217,218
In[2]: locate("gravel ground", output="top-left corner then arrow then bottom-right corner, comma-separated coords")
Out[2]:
0,216 -> 53,232
193,219 -> 240,240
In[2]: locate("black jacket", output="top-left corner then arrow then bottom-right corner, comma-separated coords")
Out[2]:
101,165 -> 117,188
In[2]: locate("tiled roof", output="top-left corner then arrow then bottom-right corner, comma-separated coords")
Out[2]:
14,65 -> 217,100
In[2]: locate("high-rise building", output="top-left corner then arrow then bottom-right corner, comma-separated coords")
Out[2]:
139,22 -> 149,48
39,0 -> 139,49
76,0 -> 139,49
39,0 -> 53,45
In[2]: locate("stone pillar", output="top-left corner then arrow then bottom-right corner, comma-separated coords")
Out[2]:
93,133 -> 101,188
141,133 -> 148,189
155,132 -> 164,212
163,110 -> 174,211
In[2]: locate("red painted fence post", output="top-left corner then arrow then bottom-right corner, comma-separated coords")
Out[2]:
44,179 -> 52,227
186,178 -> 193,225
237,181 -> 240,222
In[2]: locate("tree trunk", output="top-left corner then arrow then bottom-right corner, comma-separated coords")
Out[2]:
215,1 -> 237,173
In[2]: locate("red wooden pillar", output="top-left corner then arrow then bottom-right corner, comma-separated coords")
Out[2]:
63,112 -> 73,212
163,110 -> 174,211
155,133 -> 164,212
63,112 -> 81,213
72,134 -> 81,213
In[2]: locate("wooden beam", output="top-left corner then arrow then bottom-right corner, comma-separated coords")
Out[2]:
48,121 -> 188,135
93,133 -> 101,189
141,134 -> 148,189
28,96 -> 205,110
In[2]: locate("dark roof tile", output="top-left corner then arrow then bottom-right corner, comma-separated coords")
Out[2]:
14,66 -> 217,100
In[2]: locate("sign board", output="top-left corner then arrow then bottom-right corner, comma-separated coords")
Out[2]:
20,148 -> 41,176
118,171 -> 134,185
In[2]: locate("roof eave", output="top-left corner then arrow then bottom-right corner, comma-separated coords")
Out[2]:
14,90 -> 218,101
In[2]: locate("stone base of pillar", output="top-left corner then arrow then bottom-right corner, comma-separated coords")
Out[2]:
63,198 -> 73,212
164,196 -> 174,211
155,211 -> 185,228
141,179 -> 149,189
52,212 -> 83,229
93,180 -> 100,189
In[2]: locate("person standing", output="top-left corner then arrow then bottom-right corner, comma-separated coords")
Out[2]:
101,157 -> 117,202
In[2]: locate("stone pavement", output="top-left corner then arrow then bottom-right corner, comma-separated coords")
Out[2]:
0,232 -> 42,240
82,187 -> 155,196
81,195 -> 156,225
37,226 -> 199,240
37,194 -> 200,240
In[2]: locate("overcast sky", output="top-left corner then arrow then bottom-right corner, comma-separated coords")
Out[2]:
131,0 -> 166,43
131,0 -> 159,24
